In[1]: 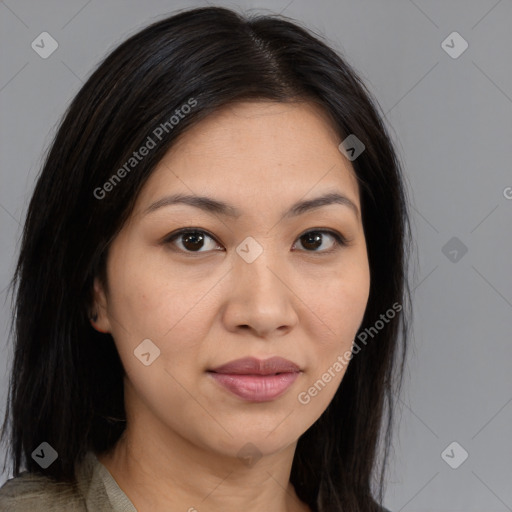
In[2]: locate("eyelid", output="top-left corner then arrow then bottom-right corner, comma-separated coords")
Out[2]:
294,228 -> 350,249
163,227 -> 350,255
162,227 -> 223,253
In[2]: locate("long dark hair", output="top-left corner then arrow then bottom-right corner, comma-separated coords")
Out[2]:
1,6 -> 412,511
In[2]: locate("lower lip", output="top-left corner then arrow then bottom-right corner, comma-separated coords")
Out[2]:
208,372 -> 300,402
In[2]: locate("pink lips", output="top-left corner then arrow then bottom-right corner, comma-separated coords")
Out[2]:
208,356 -> 301,402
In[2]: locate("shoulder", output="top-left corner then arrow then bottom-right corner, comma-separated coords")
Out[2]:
0,471 -> 85,511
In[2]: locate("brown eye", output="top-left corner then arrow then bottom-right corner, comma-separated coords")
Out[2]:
166,229 -> 221,253
292,230 -> 346,253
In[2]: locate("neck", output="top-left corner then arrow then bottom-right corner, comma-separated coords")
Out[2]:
97,422 -> 311,512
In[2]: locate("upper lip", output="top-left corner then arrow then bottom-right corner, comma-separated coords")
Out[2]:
209,356 -> 301,375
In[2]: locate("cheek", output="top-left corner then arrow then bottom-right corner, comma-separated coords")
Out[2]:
105,244 -> 198,340
299,256 -> 369,398
105,256 -> 215,381
308,256 -> 370,341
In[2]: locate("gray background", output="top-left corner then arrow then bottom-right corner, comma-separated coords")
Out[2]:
1,1 -> 511,511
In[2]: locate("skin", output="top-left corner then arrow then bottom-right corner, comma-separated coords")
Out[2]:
92,100 -> 371,512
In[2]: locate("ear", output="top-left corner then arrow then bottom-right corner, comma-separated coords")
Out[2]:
89,276 -> 112,334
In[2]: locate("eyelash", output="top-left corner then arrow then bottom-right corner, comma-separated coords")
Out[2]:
163,228 -> 349,256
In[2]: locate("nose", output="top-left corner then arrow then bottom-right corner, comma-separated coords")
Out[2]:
221,244 -> 299,339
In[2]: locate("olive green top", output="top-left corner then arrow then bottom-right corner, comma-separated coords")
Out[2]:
0,451 -> 137,511
0,453 -> 394,511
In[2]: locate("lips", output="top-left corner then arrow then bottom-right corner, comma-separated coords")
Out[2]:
208,357 -> 302,402
209,356 -> 301,375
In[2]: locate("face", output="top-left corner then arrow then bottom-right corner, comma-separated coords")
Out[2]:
92,100 -> 370,462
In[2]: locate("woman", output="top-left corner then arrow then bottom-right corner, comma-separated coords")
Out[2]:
0,6 -> 411,511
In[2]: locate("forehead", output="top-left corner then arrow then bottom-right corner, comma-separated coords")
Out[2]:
134,100 -> 361,214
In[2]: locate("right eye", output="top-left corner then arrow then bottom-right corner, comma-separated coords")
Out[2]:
164,229 -> 224,254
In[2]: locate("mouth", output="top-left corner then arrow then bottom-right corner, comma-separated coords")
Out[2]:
207,356 -> 302,402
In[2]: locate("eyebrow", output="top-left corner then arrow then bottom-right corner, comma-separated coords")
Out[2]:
143,191 -> 359,220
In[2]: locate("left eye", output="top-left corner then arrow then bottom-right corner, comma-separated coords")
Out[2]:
292,230 -> 344,253
164,229 -> 346,254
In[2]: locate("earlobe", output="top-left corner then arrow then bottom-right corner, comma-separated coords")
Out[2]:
89,314 -> 109,334
89,276 -> 111,334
